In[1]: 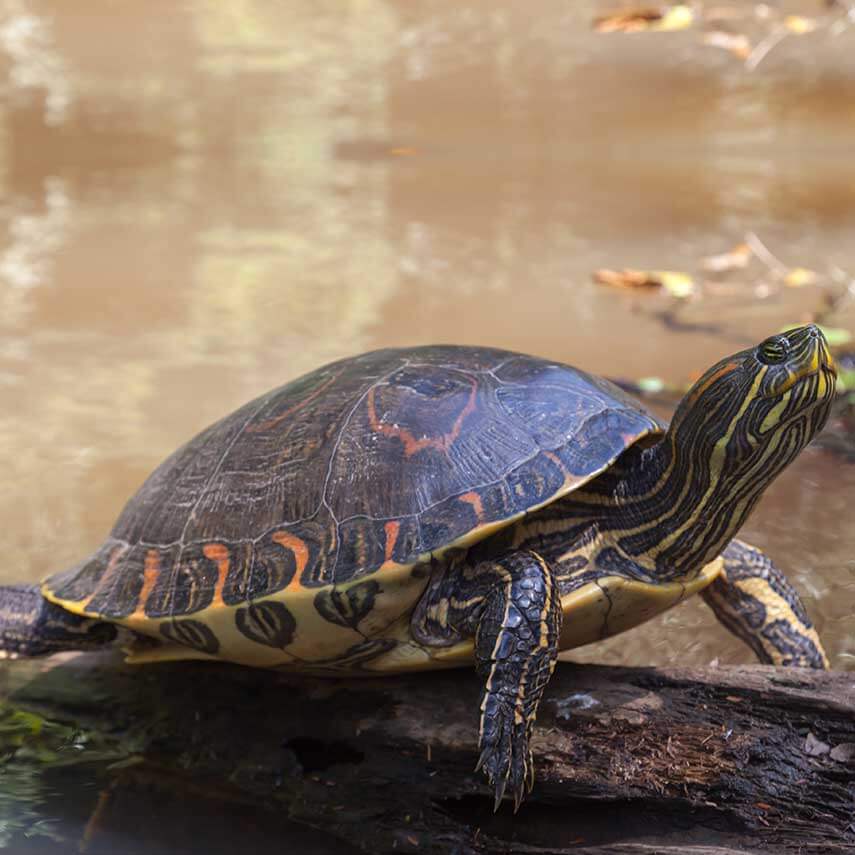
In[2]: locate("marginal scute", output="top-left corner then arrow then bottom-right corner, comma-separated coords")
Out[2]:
504,452 -> 566,508
46,542 -> 120,604
235,600 -> 296,649
144,543 -> 216,618
87,543 -> 147,617
334,519 -> 386,585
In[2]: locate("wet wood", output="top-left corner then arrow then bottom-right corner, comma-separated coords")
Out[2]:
2,654 -> 854,854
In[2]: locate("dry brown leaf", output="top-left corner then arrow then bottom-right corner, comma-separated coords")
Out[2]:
702,30 -> 752,60
783,16 -> 817,35
701,242 -> 752,272
593,268 -> 659,288
593,268 -> 695,297
783,267 -> 819,288
593,5 -> 693,33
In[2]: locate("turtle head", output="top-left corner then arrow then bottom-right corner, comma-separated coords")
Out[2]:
644,325 -> 836,573
669,325 -> 836,475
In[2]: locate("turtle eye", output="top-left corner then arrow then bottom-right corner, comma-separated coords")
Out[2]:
757,337 -> 788,365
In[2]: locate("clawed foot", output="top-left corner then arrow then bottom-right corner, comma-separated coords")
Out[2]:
475,697 -> 535,812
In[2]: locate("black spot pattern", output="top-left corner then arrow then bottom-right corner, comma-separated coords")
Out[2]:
160,619 -> 220,654
235,600 -> 297,649
314,580 -> 380,630
310,638 -> 397,670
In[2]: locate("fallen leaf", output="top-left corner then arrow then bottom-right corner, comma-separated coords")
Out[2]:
637,376 -> 666,393
701,242 -> 752,272
593,5 -> 694,33
783,16 -> 817,35
702,30 -> 752,61
593,268 -> 659,289
783,267 -> 819,288
593,268 -> 695,297
656,270 -> 696,298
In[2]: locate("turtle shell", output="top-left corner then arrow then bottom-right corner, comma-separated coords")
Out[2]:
43,346 -> 660,668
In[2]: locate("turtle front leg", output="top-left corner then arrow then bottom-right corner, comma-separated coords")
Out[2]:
473,551 -> 562,810
701,539 -> 828,669
413,549 -> 562,810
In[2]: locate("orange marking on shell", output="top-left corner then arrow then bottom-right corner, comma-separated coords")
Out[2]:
247,370 -> 342,433
203,543 -> 231,607
366,379 -> 478,458
384,520 -> 400,563
543,450 -> 570,475
458,491 -> 484,522
271,531 -> 309,590
131,549 -> 162,620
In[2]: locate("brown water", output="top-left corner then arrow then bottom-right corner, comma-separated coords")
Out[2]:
0,0 -> 854,847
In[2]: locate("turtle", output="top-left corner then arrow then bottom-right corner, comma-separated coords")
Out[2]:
0,324 -> 837,810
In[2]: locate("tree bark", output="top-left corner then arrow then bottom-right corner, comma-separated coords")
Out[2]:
1,654 -> 853,854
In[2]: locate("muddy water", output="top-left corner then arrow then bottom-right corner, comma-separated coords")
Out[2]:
0,5 -> 854,673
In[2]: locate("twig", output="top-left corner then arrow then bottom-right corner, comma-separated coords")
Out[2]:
744,232 -> 788,276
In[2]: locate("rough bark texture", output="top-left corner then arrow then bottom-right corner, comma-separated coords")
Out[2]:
1,654 -> 854,854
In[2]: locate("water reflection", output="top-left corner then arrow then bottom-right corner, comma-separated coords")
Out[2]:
0,1 -> 852,670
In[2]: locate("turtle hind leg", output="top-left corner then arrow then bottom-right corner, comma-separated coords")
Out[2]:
702,540 -> 828,669
0,584 -> 118,657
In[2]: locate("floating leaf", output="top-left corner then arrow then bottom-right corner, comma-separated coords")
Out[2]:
637,376 -> 665,393
701,242 -> 751,272
593,5 -> 694,33
593,268 -> 694,297
783,267 -> 819,288
783,16 -> 817,35
655,270 -> 695,298
593,268 -> 660,290
702,31 -> 752,61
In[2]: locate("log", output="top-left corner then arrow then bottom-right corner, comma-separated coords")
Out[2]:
1,653 -> 853,854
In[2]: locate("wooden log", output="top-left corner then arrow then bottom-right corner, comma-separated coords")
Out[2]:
1,653 -> 853,854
